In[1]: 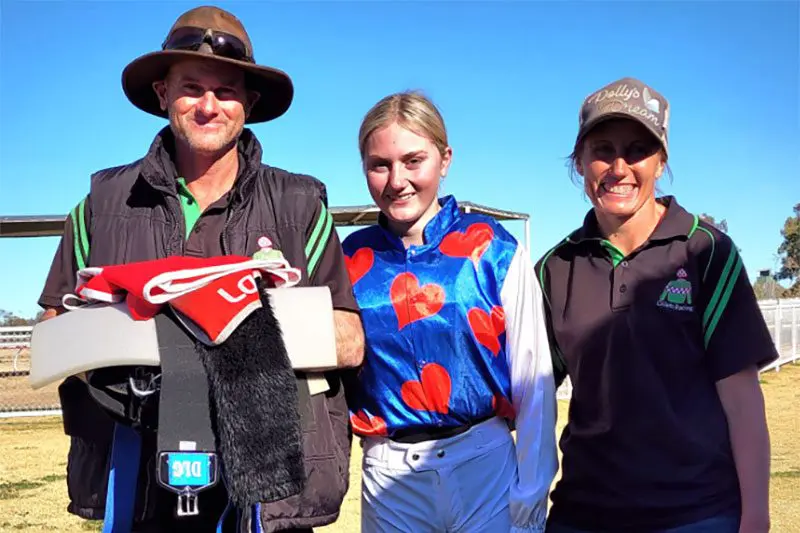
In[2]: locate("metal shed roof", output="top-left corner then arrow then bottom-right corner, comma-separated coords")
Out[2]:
1,201 -> 529,237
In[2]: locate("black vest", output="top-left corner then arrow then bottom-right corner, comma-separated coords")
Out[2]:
78,127 -> 351,530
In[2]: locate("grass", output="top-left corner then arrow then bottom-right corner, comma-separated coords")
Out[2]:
0,363 -> 798,532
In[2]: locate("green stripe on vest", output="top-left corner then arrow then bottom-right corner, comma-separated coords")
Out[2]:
70,198 -> 89,271
305,201 -> 333,278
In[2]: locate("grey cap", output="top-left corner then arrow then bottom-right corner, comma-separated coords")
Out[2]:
575,77 -> 670,157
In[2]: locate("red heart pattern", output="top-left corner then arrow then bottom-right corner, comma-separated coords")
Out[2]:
468,305 -> 506,356
492,394 -> 516,421
390,272 -> 445,330
440,223 -> 494,265
344,247 -> 374,286
401,363 -> 452,414
350,410 -> 387,437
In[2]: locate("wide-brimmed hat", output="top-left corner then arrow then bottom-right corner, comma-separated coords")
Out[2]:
575,77 -> 670,158
122,5 -> 293,124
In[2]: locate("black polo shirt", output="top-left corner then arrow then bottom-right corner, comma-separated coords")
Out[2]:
536,196 -> 778,531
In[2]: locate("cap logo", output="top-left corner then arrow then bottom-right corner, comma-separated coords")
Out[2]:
585,82 -> 664,131
643,87 -> 660,113
586,83 -> 640,105
597,100 -> 625,114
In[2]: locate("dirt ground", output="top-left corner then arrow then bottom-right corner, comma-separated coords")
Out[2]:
0,364 -> 798,532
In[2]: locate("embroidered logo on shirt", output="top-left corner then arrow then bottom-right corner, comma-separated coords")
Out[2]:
252,236 -> 286,262
657,267 -> 694,312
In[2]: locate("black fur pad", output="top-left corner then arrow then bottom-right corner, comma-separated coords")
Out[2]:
195,289 -> 306,508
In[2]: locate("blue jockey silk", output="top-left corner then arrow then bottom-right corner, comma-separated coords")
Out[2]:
342,195 -> 519,437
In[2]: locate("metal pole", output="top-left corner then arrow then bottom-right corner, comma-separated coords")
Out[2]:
524,220 -> 531,252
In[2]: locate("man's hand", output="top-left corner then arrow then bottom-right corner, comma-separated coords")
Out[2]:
333,309 -> 365,368
38,308 -> 61,322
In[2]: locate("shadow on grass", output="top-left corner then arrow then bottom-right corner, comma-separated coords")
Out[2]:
0,480 -> 45,500
0,474 -> 67,500
772,468 -> 800,478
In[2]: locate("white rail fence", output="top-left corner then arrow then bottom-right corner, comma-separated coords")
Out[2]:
2,299 -> 799,414
553,298 -> 800,400
0,326 -> 33,374
757,298 -> 800,372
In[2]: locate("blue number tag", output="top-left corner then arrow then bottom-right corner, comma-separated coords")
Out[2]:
167,453 -> 211,487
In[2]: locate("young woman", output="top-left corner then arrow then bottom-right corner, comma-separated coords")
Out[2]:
537,77 -> 778,533
342,91 -> 558,532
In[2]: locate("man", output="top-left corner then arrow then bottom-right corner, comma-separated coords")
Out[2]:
38,5 -> 364,532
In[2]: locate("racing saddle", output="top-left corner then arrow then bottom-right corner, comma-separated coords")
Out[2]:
29,285 -> 338,532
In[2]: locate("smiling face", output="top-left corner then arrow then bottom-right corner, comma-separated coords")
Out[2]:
363,121 -> 452,238
576,118 -> 666,222
153,58 -> 259,156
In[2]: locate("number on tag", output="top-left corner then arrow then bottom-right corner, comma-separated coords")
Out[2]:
167,453 -> 210,487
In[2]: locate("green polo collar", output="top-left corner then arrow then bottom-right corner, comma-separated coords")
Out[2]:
176,177 -> 201,239
566,195 -> 699,267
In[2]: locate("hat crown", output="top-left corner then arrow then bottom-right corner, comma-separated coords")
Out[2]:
164,6 -> 254,58
576,76 -> 670,155
122,5 -> 294,124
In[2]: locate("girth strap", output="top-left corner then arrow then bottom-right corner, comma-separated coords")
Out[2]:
153,311 -> 221,520
154,311 -> 217,454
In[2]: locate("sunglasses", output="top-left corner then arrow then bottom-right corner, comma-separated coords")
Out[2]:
162,27 -> 254,63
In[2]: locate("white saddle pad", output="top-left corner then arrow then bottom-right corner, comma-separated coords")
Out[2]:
29,287 -> 336,395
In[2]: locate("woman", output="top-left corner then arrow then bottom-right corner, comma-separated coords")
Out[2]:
537,77 -> 778,533
342,91 -> 558,532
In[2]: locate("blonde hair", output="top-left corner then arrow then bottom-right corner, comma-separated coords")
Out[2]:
358,91 -> 449,160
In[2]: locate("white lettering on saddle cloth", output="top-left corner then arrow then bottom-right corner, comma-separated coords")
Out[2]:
168,269 -> 267,344
218,273 -> 259,303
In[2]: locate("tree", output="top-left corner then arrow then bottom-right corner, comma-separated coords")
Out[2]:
776,203 -> 800,297
753,269 -> 784,300
0,309 -> 38,327
699,213 -> 728,233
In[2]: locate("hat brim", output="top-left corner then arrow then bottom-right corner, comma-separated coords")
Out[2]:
575,113 -> 668,157
121,50 -> 294,124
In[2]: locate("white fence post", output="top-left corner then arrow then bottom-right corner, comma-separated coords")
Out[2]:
757,298 -> 800,373
792,305 -> 798,361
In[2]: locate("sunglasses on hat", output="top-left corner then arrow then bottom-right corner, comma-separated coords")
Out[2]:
162,26 -> 254,64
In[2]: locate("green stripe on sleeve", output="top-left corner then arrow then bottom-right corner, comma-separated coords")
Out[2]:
537,240 -> 566,308
687,214 -> 699,238
704,254 -> 743,348
536,241 -> 569,385
76,198 -> 90,262
696,226 -> 716,283
306,208 -> 333,278
702,245 -> 737,330
304,201 -> 329,258
70,202 -> 87,271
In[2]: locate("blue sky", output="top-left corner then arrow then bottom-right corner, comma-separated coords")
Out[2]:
1,0 -> 798,317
